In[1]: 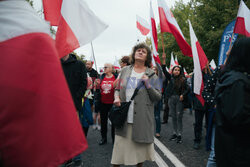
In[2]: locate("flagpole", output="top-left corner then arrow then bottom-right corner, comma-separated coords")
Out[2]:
229,33 -> 234,50
160,32 -> 165,54
91,42 -> 98,71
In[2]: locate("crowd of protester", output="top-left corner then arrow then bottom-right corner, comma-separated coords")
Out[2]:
1,38 -> 249,167
57,38 -> 250,167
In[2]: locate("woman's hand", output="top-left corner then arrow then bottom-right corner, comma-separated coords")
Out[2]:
180,95 -> 184,101
114,96 -> 121,107
141,74 -> 151,89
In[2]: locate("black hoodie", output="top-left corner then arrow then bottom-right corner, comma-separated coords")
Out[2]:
61,54 -> 87,111
215,70 -> 250,167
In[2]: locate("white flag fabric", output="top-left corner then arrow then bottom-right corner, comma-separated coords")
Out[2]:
234,0 -> 250,37
210,59 -> 217,70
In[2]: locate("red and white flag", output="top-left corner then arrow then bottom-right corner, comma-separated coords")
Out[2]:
43,0 -> 108,58
157,0 -> 192,57
189,20 -> 208,106
170,52 -> 176,70
234,0 -> 250,37
89,43 -> 96,68
210,59 -> 216,70
136,15 -> 150,36
0,1 -> 87,167
113,56 -> 121,70
166,66 -> 169,72
150,1 -> 161,65
175,55 -> 179,65
183,67 -> 189,78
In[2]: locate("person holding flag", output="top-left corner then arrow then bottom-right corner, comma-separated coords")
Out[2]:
162,53 -> 189,144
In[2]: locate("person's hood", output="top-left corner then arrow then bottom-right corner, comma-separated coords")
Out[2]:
61,54 -> 77,64
215,70 -> 250,96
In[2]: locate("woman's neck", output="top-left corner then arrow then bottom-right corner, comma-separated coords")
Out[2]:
134,61 -> 146,73
105,72 -> 113,78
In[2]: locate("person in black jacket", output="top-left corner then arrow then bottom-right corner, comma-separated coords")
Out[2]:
215,38 -> 250,167
61,53 -> 87,167
61,53 -> 87,112
191,67 -> 210,150
161,53 -> 171,124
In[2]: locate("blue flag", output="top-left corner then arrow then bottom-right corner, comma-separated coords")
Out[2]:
218,20 -> 238,65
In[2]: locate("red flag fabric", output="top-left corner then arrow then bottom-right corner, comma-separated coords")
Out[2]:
43,0 -> 62,26
234,0 -> 250,37
150,1 -> 161,65
157,0 -> 192,57
189,20 -> 208,106
0,1 -> 87,166
43,0 -> 108,58
136,15 -> 150,36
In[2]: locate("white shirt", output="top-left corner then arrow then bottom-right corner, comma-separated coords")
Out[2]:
126,69 -> 144,123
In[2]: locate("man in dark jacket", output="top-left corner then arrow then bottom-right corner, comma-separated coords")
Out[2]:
61,53 -> 87,167
61,53 -> 87,112
191,69 -> 210,150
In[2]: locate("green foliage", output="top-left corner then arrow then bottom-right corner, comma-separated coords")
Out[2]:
25,0 -> 33,7
155,0 -> 250,73
72,52 -> 86,63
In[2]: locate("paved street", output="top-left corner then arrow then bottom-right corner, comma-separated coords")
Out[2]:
81,109 -> 209,167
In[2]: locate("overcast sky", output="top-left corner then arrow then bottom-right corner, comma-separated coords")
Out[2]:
33,0 -> 189,70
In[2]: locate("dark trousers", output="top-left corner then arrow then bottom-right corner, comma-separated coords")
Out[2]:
154,100 -> 162,134
194,109 -> 209,143
163,98 -> 169,123
83,127 -> 89,137
100,103 -> 115,142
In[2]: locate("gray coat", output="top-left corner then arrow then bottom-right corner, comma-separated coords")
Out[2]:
114,65 -> 162,143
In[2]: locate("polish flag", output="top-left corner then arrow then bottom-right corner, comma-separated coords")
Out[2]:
0,1 -> 87,167
136,15 -> 150,36
43,0 -> 108,58
89,43 -> 96,66
170,52 -> 176,70
150,1 -> 161,64
234,0 -> 250,37
210,59 -> 217,70
151,53 -> 156,66
166,66 -> 169,72
189,20 -> 208,106
184,67 -> 189,78
157,0 -> 192,57
113,57 -> 121,70
175,55 -> 179,65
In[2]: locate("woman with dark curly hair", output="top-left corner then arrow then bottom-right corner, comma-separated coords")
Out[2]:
111,43 -> 161,167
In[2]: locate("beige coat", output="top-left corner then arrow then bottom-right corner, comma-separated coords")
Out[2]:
114,65 -> 161,143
